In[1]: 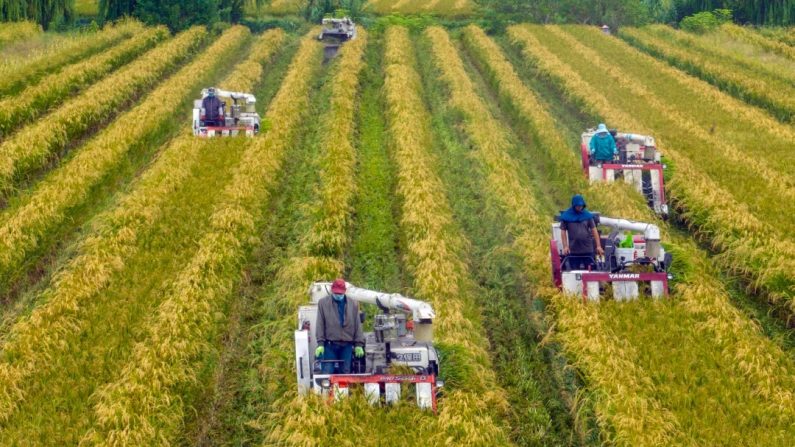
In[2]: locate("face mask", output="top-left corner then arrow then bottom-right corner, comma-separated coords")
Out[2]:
332,293 -> 344,302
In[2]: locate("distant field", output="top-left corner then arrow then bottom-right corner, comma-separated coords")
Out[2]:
75,0 -> 99,16
366,0 -> 475,16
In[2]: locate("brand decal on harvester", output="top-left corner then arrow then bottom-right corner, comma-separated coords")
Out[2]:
609,273 -> 641,280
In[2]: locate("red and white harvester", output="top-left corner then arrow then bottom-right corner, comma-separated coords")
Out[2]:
581,129 -> 668,217
295,282 -> 442,411
550,214 -> 674,302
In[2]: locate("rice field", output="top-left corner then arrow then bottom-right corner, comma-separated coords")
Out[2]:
0,18 -> 792,447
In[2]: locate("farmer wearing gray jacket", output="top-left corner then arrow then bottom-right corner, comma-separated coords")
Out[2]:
314,278 -> 365,374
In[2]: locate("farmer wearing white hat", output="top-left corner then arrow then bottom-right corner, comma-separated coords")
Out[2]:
589,123 -> 617,162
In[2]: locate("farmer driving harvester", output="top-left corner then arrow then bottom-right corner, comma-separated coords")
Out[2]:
201,87 -> 225,127
589,123 -> 617,163
314,278 -> 365,374
560,194 -> 604,270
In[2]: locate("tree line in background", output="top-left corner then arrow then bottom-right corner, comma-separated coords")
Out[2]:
2,0 -> 795,31
0,0 -> 75,28
479,0 -> 795,27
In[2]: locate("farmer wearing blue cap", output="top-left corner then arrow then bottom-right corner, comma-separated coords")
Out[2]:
560,194 -> 604,270
589,123 -> 617,163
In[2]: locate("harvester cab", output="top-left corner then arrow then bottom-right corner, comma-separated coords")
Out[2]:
295,282 -> 442,411
550,214 -> 673,302
192,87 -> 260,137
581,129 -> 668,217
317,17 -> 357,62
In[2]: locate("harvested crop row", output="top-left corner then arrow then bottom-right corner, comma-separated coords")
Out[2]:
721,23 -> 795,60
485,26 -> 795,444
0,26 -> 253,425
425,25 -> 681,446
0,26 -> 206,196
0,20 -> 40,47
619,26 -> 795,123
0,26 -> 168,137
81,33 -> 320,446
0,20 -> 142,96
0,25 -> 245,304
507,25 -> 795,311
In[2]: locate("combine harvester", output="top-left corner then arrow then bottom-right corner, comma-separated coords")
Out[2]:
581,128 -> 668,217
551,214 -> 674,302
317,17 -> 357,62
295,282 -> 442,411
192,87 -> 261,137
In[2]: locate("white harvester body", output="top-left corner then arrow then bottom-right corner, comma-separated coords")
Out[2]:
192,87 -> 260,137
295,282 -> 442,411
550,214 -> 673,302
581,129 -> 668,217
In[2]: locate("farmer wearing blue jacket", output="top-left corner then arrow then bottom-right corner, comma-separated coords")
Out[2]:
589,123 -> 617,162
560,194 -> 604,270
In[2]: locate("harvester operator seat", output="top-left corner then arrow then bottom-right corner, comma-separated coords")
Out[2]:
202,89 -> 224,127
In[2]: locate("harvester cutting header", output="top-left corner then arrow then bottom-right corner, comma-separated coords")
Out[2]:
192,87 -> 261,137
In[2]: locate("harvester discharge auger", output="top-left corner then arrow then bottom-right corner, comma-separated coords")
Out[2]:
295,282 -> 442,411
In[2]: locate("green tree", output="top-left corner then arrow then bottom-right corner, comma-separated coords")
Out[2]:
0,0 -> 75,29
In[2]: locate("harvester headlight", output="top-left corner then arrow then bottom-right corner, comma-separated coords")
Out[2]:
321,379 -> 331,389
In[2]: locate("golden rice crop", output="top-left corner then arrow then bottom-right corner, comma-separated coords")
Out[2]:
721,23 -> 795,60
0,20 -> 40,46
381,26 -> 514,444
81,31 -> 317,446
507,25 -> 795,308
504,24 -> 795,441
425,25 -> 682,445
619,26 -> 795,123
0,26 -> 207,196
0,25 -> 254,424
0,26 -> 168,137
0,25 -> 243,299
0,19 -> 143,96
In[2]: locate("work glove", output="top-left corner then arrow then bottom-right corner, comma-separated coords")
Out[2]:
315,346 -> 324,357
354,346 -> 365,358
